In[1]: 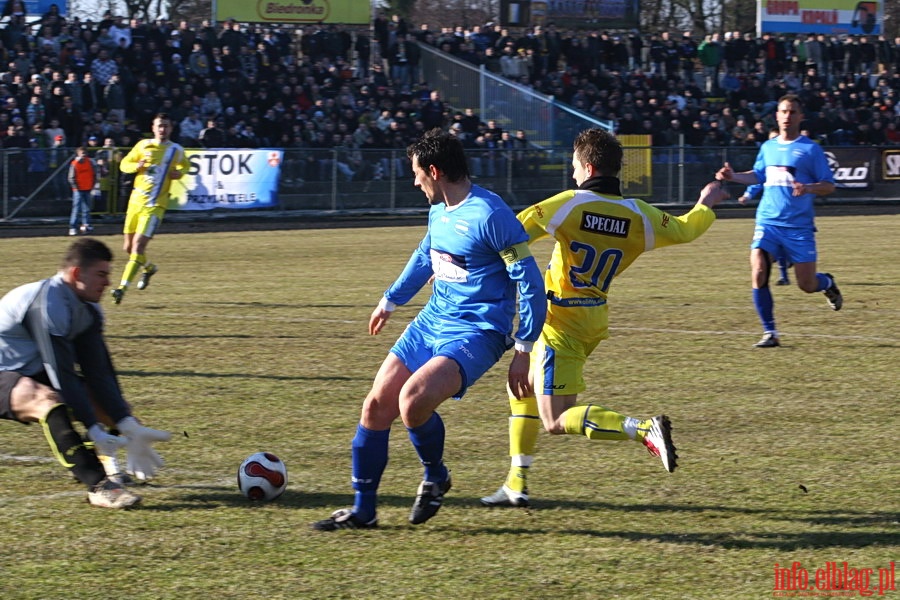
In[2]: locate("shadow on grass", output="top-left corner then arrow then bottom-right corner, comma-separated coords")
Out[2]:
116,370 -> 364,382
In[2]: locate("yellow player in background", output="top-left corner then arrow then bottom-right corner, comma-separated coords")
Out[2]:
111,113 -> 190,304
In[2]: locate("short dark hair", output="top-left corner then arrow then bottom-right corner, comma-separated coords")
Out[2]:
62,238 -> 113,270
406,128 -> 469,183
573,128 -> 623,177
777,94 -> 803,111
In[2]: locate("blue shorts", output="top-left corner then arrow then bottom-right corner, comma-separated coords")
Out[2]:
390,316 -> 510,399
751,224 -> 817,265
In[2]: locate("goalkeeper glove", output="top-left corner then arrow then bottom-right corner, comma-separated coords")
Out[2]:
117,416 -> 172,481
87,423 -> 127,459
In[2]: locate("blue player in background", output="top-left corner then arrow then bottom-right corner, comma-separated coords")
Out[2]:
313,129 -> 546,530
717,94 -> 842,348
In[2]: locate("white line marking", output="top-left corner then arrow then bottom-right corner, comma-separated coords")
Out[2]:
610,326 -> 896,343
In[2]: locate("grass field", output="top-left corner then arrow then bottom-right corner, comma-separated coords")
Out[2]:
0,214 -> 897,600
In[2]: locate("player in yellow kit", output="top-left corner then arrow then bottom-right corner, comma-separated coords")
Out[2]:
481,128 -> 729,507
111,113 -> 191,304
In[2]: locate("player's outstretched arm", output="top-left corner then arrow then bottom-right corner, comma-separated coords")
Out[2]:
715,161 -> 757,186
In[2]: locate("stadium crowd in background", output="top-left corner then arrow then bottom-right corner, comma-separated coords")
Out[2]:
0,6 -> 898,187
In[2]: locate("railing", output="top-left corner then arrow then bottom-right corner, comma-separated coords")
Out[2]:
0,145 -> 894,220
418,43 -> 614,148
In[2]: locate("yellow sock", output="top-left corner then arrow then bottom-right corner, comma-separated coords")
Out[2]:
505,395 -> 540,494
562,404 -> 637,441
120,253 -> 146,288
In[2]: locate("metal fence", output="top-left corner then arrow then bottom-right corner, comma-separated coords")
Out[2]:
1,145 -> 894,221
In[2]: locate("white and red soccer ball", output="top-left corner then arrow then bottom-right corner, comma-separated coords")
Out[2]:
237,452 -> 287,501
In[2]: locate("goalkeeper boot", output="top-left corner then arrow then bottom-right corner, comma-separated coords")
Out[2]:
110,287 -> 125,305
87,478 -> 141,508
823,273 -> 842,311
137,264 -> 158,290
409,473 -> 452,525
642,415 -> 678,473
480,485 -> 529,508
311,508 -> 377,531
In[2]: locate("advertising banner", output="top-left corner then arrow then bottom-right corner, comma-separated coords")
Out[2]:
825,147 -> 873,190
170,149 -> 283,210
215,0 -> 370,25
758,0 -> 883,36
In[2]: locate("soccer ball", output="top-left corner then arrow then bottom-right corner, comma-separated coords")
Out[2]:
237,452 -> 288,501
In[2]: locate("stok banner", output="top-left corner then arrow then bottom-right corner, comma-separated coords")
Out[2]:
215,0 -> 370,25
758,0 -> 883,36
170,149 -> 283,211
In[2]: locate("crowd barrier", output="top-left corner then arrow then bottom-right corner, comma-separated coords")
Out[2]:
1,144 -> 897,220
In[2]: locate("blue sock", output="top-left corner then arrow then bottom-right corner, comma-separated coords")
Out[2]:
407,412 -> 448,483
753,287 -> 776,332
351,424 -> 390,521
815,273 -> 832,292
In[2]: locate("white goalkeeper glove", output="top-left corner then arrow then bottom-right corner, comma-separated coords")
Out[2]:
125,443 -> 165,482
117,416 -> 172,481
87,424 -> 127,459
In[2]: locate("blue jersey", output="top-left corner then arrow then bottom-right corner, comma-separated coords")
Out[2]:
752,135 -> 834,228
384,184 -> 545,346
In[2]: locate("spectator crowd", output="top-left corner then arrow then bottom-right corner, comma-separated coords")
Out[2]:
1,4 -> 899,188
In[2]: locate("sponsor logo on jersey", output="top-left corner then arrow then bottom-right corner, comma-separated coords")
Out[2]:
430,249 -> 468,282
580,211 -> 630,237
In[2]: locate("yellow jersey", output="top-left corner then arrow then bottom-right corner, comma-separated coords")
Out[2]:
119,138 -> 190,210
517,179 -> 716,342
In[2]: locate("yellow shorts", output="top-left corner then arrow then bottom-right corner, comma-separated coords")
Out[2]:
531,323 -> 602,396
123,204 -> 166,238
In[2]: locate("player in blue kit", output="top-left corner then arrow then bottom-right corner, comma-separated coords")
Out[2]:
717,94 -> 842,348
312,129 -> 546,530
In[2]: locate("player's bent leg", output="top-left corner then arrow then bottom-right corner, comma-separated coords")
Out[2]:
39,403 -> 106,487
793,261 -> 821,293
560,403 -> 631,440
